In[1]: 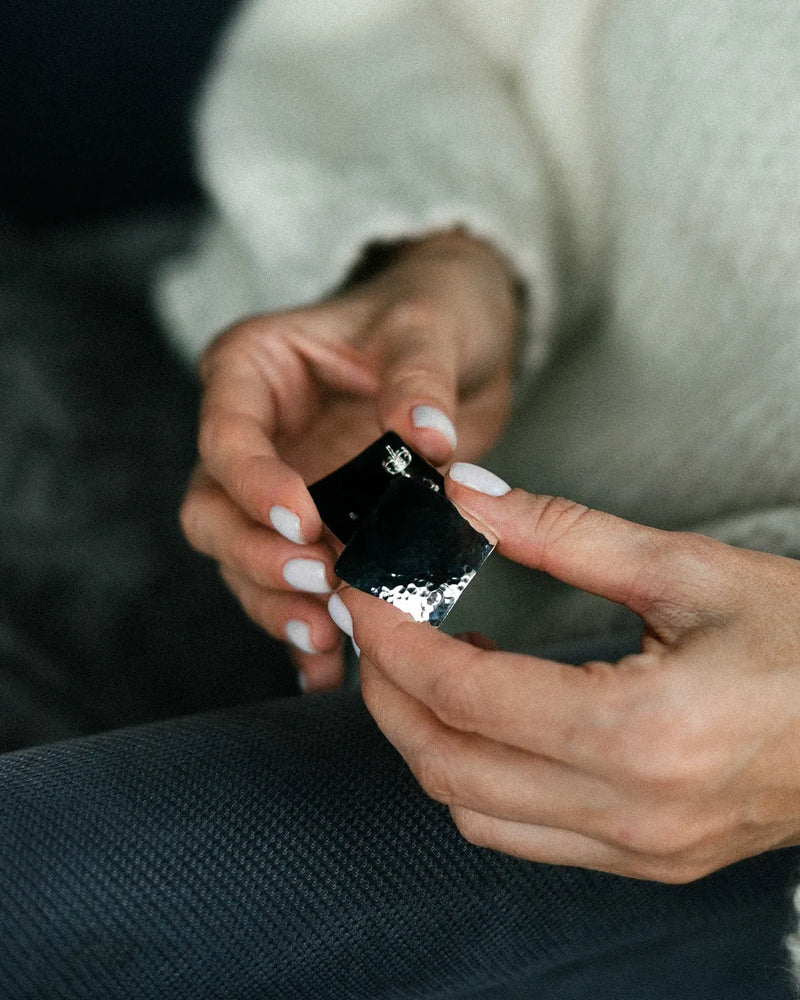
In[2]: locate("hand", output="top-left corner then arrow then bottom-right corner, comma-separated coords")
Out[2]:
340,464 -> 800,882
179,233 -> 519,692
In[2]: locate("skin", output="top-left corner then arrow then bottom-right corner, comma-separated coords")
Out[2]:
340,478 -> 800,883
179,230 -> 519,691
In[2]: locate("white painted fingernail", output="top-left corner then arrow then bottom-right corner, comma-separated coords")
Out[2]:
269,505 -> 305,544
283,558 -> 331,594
327,593 -> 353,638
285,619 -> 318,655
411,405 -> 457,449
449,462 -> 511,497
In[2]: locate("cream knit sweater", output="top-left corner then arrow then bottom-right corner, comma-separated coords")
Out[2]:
158,0 -> 800,649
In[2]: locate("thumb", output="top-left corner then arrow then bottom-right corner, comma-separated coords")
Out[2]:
373,312 -> 460,466
446,463 -> 725,621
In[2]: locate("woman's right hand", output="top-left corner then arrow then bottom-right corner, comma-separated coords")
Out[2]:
348,469 -> 800,881
179,230 -> 521,692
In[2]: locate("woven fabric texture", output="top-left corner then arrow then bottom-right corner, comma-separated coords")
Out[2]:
0,690 -> 796,1000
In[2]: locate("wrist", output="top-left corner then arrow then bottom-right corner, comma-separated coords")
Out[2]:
339,228 -> 523,333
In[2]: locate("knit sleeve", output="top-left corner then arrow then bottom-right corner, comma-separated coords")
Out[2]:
155,0 -> 562,372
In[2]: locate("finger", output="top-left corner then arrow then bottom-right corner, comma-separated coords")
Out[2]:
198,339 -> 320,535
362,648 -> 714,881
220,566 -> 340,650
202,317 -> 379,441
197,322 -> 378,535
360,653 -> 623,839
292,647 -> 346,693
446,466 -> 728,622
287,326 -> 381,396
447,807 -> 698,882
372,311 -> 460,466
222,564 -> 345,692
340,587 -> 645,770
182,471 -> 336,593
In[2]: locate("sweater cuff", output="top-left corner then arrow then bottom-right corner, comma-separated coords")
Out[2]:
155,202 -> 555,381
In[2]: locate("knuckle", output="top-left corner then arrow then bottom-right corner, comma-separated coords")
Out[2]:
368,620 -> 416,676
640,533 -> 732,628
231,585 -> 273,637
178,488 -> 210,552
387,365 -> 447,399
199,315 -> 270,364
359,662 -> 382,716
382,298 -> 444,337
409,738 -> 458,805
228,578 -> 258,624
378,302 -> 455,382
450,806 -> 494,849
227,530 -> 259,580
617,816 -> 679,857
197,338 -> 223,383
611,803 -> 709,863
231,458 -> 271,521
229,530 -> 274,588
197,411 -> 239,467
597,688 -> 718,798
637,853 -> 715,884
529,496 -> 594,556
622,728 -> 717,801
427,658 -> 484,733
178,497 -> 200,548
561,661 -> 626,753
197,322 -> 247,381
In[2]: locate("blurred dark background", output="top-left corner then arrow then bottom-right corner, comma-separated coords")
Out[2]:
1,0 -> 239,224
0,0 -> 297,752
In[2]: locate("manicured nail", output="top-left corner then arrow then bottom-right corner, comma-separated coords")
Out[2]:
411,405 -> 457,449
270,505 -> 305,544
283,558 -> 331,594
327,592 -> 354,638
449,462 -> 511,497
285,619 -> 318,655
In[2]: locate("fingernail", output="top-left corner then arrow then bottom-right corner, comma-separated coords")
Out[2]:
285,619 -> 318,655
270,505 -> 305,544
327,592 -> 353,638
449,462 -> 511,497
411,405 -> 457,449
283,558 -> 331,594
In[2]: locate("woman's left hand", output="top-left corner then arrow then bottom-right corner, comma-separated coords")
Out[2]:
336,467 -> 800,882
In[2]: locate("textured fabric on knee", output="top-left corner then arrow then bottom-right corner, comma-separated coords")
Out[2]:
0,691 -> 796,999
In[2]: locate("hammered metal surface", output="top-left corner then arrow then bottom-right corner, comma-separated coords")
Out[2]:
334,477 -> 494,626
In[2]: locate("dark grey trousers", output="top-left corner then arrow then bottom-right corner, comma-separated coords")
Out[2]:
0,688 -> 797,1000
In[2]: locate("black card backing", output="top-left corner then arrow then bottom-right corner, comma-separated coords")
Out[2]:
308,431 -> 444,544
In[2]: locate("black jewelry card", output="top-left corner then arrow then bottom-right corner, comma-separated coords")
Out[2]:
308,431 -> 444,544
333,476 -> 495,626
